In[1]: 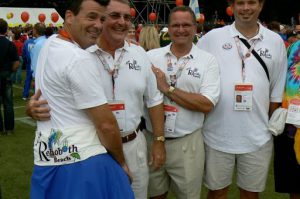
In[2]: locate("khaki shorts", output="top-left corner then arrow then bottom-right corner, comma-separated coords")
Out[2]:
204,139 -> 273,192
145,129 -> 205,199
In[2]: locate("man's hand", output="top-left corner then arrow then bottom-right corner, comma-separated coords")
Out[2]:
26,89 -> 51,121
149,140 -> 166,170
121,163 -> 133,184
152,65 -> 170,94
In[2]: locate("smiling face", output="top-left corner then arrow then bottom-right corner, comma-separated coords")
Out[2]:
232,0 -> 263,26
168,10 -> 196,47
66,0 -> 106,49
101,0 -> 132,45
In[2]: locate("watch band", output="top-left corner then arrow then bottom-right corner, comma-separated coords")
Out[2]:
167,86 -> 175,95
154,135 -> 165,142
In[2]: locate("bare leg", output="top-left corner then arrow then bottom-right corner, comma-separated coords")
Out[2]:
207,187 -> 229,199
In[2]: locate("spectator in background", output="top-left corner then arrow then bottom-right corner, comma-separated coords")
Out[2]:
274,39 -> 300,199
126,23 -> 138,44
11,28 -> 24,84
0,19 -> 19,135
30,23 -> 46,79
139,25 -> 160,51
45,27 -> 54,38
267,21 -> 289,47
22,26 -> 35,100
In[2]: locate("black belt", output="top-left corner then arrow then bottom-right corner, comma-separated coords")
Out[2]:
122,125 -> 141,143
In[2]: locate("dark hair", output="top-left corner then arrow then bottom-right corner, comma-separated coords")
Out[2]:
45,27 -> 54,38
168,6 -> 197,25
14,29 -> 22,40
0,18 -> 8,34
66,0 -> 110,16
267,21 -> 280,32
33,23 -> 46,36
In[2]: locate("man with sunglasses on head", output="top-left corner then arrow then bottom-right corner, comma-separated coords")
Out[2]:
27,0 -> 165,198
145,6 -> 220,199
86,1 -> 165,198
29,0 -> 134,198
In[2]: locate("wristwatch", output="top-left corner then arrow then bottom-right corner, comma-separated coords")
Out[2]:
154,135 -> 165,142
167,86 -> 175,95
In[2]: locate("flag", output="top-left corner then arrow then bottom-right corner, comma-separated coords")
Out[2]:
189,0 -> 200,20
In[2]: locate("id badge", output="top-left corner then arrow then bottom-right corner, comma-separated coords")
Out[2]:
164,104 -> 178,134
234,83 -> 253,111
286,99 -> 300,126
108,100 -> 126,132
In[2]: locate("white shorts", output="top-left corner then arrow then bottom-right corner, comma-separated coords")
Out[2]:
204,139 -> 273,192
123,131 -> 149,199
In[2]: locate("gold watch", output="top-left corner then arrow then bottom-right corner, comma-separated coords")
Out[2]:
167,86 -> 175,95
154,135 -> 165,142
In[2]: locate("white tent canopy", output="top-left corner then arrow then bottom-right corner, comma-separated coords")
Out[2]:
0,7 -> 64,27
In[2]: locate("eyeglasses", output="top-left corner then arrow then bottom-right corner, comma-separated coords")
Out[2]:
170,23 -> 195,29
108,12 -> 132,22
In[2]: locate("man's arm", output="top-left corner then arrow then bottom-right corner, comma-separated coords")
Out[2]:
148,103 -> 166,170
152,66 -> 214,114
85,105 -> 131,180
12,60 -> 20,72
269,102 -> 281,118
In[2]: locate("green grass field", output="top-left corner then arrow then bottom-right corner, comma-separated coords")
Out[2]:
0,80 -> 290,199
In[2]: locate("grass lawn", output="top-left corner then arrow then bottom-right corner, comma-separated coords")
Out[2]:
0,77 -> 290,199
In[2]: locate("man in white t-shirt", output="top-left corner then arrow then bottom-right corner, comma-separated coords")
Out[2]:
146,6 -> 220,199
27,0 -> 165,198
196,0 -> 287,199
29,0 -> 133,198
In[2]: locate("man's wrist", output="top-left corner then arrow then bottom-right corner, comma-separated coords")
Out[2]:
167,86 -> 175,95
154,135 -> 165,142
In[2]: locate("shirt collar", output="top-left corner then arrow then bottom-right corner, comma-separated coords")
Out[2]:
163,43 -> 196,60
86,40 -> 130,54
229,21 -> 265,41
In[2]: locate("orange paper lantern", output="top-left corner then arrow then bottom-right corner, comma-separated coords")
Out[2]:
130,8 -> 136,17
21,11 -> 30,23
226,6 -> 233,17
38,13 -> 46,22
149,12 -> 157,22
51,12 -> 59,23
175,0 -> 183,6
199,13 -> 205,24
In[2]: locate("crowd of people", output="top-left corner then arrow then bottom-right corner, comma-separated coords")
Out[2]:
0,0 -> 300,198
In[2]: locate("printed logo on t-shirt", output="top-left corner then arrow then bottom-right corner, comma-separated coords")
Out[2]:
186,67 -> 201,78
126,60 -> 141,71
257,48 -> 272,59
35,129 -> 81,163
222,42 -> 232,50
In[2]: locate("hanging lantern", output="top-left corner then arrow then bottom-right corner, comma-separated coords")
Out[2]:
226,6 -> 234,17
199,14 -> 205,24
21,11 -> 30,23
149,12 -> 157,22
130,8 -> 136,17
6,12 -> 14,19
51,12 -> 59,23
38,13 -> 46,23
175,0 -> 183,6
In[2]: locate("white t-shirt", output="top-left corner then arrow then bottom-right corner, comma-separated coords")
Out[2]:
146,44 -> 220,137
86,42 -> 163,134
34,35 -> 108,165
197,22 -> 287,153
35,35 -> 108,131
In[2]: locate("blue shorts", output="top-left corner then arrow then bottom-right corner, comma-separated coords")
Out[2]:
30,153 -> 134,199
